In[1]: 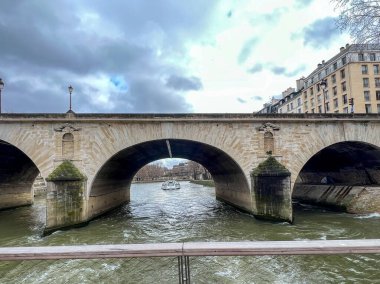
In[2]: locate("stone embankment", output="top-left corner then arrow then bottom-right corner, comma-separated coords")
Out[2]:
293,185 -> 380,213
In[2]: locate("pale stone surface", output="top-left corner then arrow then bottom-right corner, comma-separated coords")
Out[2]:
0,114 -> 380,228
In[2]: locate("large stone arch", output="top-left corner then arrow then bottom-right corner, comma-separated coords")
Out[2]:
87,139 -> 251,220
292,140 -> 380,213
283,122 -> 380,192
0,139 -> 41,209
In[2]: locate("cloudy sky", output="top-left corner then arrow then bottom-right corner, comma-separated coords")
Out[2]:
0,0 -> 350,114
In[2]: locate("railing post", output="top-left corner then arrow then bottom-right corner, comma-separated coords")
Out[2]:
178,256 -> 191,284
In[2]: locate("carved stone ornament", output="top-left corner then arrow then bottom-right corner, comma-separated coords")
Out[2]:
257,122 -> 280,132
54,123 -> 81,133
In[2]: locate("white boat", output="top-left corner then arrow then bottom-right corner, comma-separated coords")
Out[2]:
162,180 -> 180,190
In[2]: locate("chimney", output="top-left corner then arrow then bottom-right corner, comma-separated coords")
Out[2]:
322,60 -> 325,64
318,63 -> 322,68
346,43 -> 350,49
340,46 -> 345,52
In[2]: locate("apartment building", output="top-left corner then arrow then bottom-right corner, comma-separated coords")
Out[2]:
257,44 -> 380,114
302,44 -> 380,114
277,85 -> 303,114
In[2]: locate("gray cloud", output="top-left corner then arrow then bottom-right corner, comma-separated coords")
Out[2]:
297,17 -> 340,48
248,63 -> 263,74
166,75 -> 203,91
294,0 -> 314,8
252,96 -> 263,101
270,65 -> 306,77
237,98 -> 247,104
250,7 -> 288,25
0,0 -> 218,113
238,38 -> 259,64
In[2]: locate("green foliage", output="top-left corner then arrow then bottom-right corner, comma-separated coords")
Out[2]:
47,160 -> 87,181
251,156 -> 290,177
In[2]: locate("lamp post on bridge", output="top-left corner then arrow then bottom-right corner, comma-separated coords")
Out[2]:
0,78 -> 4,114
320,78 -> 327,114
68,85 -> 73,112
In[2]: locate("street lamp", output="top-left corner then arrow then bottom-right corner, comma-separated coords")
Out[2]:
68,85 -> 73,112
0,78 -> 4,114
320,78 -> 327,113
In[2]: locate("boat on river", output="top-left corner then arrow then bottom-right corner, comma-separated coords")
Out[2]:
161,180 -> 180,190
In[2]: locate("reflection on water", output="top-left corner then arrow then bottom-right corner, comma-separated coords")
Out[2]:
0,181 -> 379,283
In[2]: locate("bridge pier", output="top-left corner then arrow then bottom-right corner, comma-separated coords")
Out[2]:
44,161 -> 88,235
250,156 -> 293,223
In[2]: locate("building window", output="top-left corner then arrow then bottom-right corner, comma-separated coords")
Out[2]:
317,84 -> 320,92
370,53 -> 376,61
374,65 -> 379,75
364,91 -> 371,102
361,65 -> 368,74
334,98 -> 338,108
317,95 -> 321,104
340,69 -> 345,79
326,102 -> 330,112
297,98 -> 301,107
331,74 -> 336,84
376,90 -> 380,100
343,107 -> 348,113
62,133 -> 74,159
343,94 -> 348,104
304,101 -> 308,109
298,108 -> 301,113
325,91 -> 329,101
342,56 -> 347,65
341,81 -> 347,92
365,104 -> 372,113
375,78 -> 380,88
333,62 -> 337,70
310,87 -> 314,96
303,91 -> 307,99
359,53 -> 364,61
333,86 -> 337,96
363,78 -> 369,88
290,102 -> 293,110
287,104 -> 290,111
318,105 -> 322,113
378,104 -> 380,113
311,108 -> 315,113
311,98 -> 315,106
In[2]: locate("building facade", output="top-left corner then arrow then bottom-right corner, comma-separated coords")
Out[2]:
258,44 -> 380,114
302,44 -> 380,114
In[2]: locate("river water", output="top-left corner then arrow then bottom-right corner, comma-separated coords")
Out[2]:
0,181 -> 379,283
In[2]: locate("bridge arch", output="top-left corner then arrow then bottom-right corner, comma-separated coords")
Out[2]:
0,139 -> 41,209
293,141 -> 380,212
88,139 -> 251,219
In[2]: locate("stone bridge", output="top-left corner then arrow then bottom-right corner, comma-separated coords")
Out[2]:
0,113 -> 379,233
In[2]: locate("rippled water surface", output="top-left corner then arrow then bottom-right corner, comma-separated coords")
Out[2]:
0,181 -> 379,283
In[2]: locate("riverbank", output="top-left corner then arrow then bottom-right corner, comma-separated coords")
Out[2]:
190,180 -> 215,187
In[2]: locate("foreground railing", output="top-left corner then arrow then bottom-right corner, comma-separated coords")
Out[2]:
1,240 -> 380,283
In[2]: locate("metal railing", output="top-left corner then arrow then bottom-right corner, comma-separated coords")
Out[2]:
1,239 -> 380,283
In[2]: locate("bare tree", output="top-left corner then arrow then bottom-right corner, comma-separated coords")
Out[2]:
333,0 -> 380,44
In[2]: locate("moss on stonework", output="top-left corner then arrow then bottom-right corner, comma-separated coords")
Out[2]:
251,156 -> 290,177
47,160 -> 87,181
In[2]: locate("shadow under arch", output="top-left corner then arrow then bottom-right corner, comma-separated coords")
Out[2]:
0,139 -> 40,210
293,141 -> 380,212
89,139 -> 251,219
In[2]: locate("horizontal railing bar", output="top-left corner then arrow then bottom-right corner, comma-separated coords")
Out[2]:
0,240 -> 380,261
